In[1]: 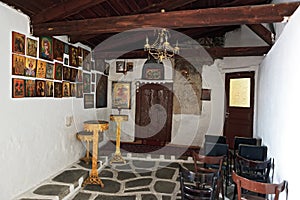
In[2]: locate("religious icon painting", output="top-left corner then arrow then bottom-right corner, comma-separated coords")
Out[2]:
25,79 -> 36,97
70,68 -> 77,82
12,54 -> 25,75
36,60 -> 47,78
82,49 -> 91,61
12,31 -> 25,55
26,38 -> 37,57
64,43 -> 69,54
62,81 -> 70,97
76,69 -> 83,82
76,83 -> 83,98
126,62 -> 134,72
84,94 -> 94,109
116,61 -> 126,73
63,66 -> 71,81
70,83 -> 76,97
36,80 -> 45,97
46,63 -> 54,79
45,81 -> 54,97
83,73 -> 91,93
78,47 -> 83,67
91,73 -> 95,83
69,46 -> 79,67
54,62 -> 63,80
54,82 -> 62,98
39,36 -> 53,61
25,57 -> 36,77
94,58 -> 104,72
12,78 -> 25,98
53,38 -> 64,62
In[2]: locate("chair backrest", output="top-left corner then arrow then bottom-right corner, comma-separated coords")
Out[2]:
192,151 -> 223,173
232,170 -> 286,200
205,135 -> 226,144
179,165 -> 217,200
238,144 -> 268,161
204,142 -> 228,157
235,153 -> 272,183
234,136 -> 257,151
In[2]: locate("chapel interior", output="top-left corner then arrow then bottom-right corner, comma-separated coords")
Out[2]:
1,0 -> 300,199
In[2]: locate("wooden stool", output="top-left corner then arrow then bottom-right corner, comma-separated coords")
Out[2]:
76,131 -> 93,164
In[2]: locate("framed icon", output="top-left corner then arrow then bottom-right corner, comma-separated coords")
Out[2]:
112,81 -> 131,109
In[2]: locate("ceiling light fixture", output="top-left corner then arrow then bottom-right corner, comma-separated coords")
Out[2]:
144,28 -> 180,62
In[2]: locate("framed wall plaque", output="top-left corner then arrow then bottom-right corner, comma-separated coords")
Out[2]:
12,78 -> 25,98
112,81 -> 131,109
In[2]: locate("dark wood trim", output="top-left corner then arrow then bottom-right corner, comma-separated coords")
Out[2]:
32,0 -> 108,24
246,24 -> 274,45
32,2 -> 300,36
93,46 -> 270,59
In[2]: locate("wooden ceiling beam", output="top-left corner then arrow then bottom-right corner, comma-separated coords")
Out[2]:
32,2 -> 300,36
95,46 -> 271,59
31,0 -> 108,24
137,0 -> 199,13
246,24 -> 273,45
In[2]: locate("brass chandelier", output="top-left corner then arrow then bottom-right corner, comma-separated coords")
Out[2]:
144,28 -> 180,62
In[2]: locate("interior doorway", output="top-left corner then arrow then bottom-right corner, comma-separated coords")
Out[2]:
223,71 -> 255,149
135,83 -> 173,146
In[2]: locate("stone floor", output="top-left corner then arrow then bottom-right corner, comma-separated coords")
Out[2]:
16,153 -> 234,200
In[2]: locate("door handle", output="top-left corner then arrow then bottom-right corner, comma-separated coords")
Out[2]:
225,112 -> 230,118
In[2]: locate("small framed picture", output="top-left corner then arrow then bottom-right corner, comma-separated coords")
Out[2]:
45,81 -> 54,97
36,60 -> 47,78
12,31 -> 25,55
116,61 -> 126,73
36,80 -> 45,97
64,43 -> 69,54
76,83 -> 83,98
126,62 -> 134,72
46,63 -> 54,79
112,81 -> 131,109
69,46 -> 79,67
54,82 -> 62,98
76,69 -> 83,82
25,57 -> 37,77
25,79 -> 35,97
84,94 -> 94,109
54,62 -> 63,80
62,81 -> 70,97
53,38 -> 64,62
91,73 -> 95,83
201,89 -> 211,101
83,73 -> 91,93
39,36 -> 53,61
70,68 -> 78,82
70,83 -> 76,97
63,66 -> 71,81
26,38 -> 37,57
12,78 -> 25,98
12,54 -> 26,75
104,62 -> 110,75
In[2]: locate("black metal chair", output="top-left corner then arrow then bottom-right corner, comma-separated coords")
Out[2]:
179,165 -> 218,200
238,144 -> 268,161
204,142 -> 230,194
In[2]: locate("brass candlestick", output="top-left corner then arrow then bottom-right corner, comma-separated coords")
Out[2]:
110,115 -> 128,164
82,120 -> 109,188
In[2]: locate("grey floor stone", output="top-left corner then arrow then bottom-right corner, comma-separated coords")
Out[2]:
94,195 -> 136,200
125,177 -> 153,188
71,192 -> 91,200
117,171 -> 137,180
132,160 -> 156,168
141,194 -> 158,200
99,169 -> 114,178
52,169 -> 88,186
84,179 -> 121,193
155,168 -> 176,179
33,184 -> 70,199
153,180 -> 176,194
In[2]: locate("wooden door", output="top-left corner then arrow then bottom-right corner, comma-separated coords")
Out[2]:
135,83 -> 173,145
223,72 -> 255,149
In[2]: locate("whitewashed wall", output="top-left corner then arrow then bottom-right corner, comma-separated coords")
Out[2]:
0,3 -> 108,199
256,7 -> 300,199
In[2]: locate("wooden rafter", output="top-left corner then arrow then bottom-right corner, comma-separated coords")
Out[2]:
32,2 -> 300,36
138,0 -> 199,13
246,24 -> 273,45
31,0 -> 108,24
94,46 -> 270,59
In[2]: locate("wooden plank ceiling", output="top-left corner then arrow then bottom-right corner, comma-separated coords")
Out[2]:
2,0 -> 300,59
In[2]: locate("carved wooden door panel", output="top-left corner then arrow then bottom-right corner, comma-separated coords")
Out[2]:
135,83 -> 173,145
